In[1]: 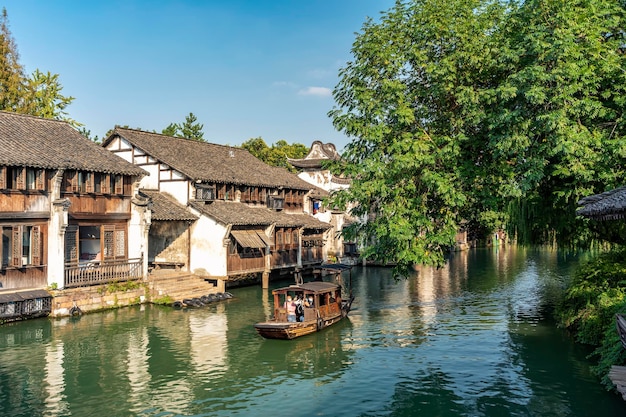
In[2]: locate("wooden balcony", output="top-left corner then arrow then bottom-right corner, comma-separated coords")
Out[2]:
64,257 -> 143,288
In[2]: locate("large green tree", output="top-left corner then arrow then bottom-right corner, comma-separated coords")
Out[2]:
329,0 -> 626,276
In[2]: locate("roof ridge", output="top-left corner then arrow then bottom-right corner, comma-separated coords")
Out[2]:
0,110 -> 71,126
113,126 -> 240,150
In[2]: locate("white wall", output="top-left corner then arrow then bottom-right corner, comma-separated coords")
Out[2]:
189,213 -> 228,277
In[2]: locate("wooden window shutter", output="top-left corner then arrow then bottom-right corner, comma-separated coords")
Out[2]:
101,174 -> 110,194
0,166 -> 6,189
114,175 -> 123,195
35,169 -> 45,191
15,168 -> 25,190
68,171 -> 79,193
85,172 -> 94,193
31,226 -> 41,265
11,226 -> 21,267
64,225 -> 79,265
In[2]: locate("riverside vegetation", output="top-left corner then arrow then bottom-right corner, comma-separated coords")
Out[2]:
557,247 -> 626,390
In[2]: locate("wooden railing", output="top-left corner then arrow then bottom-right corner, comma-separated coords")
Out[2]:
64,257 -> 143,288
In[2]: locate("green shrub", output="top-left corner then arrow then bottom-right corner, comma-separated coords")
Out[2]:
556,247 -> 626,389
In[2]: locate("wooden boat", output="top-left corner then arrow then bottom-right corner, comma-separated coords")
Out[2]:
254,281 -> 354,340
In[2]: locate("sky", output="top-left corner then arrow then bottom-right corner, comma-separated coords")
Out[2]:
3,0 -> 394,151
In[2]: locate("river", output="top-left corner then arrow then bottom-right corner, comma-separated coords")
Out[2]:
0,246 -> 624,416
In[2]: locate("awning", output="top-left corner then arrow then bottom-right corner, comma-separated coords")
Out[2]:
231,230 -> 271,248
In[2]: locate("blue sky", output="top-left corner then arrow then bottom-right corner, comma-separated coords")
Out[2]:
3,1 -> 393,150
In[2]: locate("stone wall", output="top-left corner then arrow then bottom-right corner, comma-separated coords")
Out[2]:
49,284 -> 149,317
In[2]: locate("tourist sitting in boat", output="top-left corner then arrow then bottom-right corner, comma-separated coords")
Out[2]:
294,294 -> 305,322
285,296 -> 296,322
305,296 -> 314,308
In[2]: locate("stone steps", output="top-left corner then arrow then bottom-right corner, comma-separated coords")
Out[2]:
149,272 -> 219,303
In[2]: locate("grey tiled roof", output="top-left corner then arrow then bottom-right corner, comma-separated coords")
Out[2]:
104,127 -> 315,190
139,189 -> 198,221
189,200 -> 330,229
0,111 -> 146,176
577,186 -> 626,220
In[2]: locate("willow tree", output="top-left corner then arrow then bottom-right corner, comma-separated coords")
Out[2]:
329,0 -> 626,275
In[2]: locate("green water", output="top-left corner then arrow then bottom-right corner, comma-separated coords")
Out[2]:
0,246 -> 624,416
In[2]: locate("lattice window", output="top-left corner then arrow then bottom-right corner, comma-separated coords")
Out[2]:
102,225 -> 126,260
65,225 -> 79,265
103,226 -> 115,259
196,185 -> 215,201
31,226 -> 41,265
11,226 -> 20,267
115,229 -> 125,257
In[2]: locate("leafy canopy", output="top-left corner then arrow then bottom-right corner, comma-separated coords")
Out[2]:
162,112 -> 205,141
329,0 -> 626,276
240,137 -> 308,172
0,8 -> 77,125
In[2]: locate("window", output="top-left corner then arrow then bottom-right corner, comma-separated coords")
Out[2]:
78,172 -> 94,193
113,175 -> 123,195
94,173 -> 102,193
196,185 -> 215,201
267,195 -> 284,210
103,225 -> 126,260
100,173 -> 110,194
65,224 -> 127,265
1,225 -> 41,268
8,167 -> 25,190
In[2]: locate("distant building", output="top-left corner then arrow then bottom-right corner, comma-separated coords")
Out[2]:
288,141 -> 358,260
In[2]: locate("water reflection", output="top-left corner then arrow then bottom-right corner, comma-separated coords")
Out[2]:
0,248 -> 624,417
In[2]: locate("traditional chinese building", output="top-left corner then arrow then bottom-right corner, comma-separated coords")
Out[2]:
103,128 -> 330,288
0,112 -> 148,321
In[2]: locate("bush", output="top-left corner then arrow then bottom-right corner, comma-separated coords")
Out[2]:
556,247 -> 626,389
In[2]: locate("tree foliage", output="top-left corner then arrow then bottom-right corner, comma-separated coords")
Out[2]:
0,8 -> 77,125
329,0 -> 626,276
0,8 -> 23,112
556,248 -> 626,388
162,112 -> 205,141
240,137 -> 308,172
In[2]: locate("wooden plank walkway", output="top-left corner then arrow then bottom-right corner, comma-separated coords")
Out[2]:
609,366 -> 626,401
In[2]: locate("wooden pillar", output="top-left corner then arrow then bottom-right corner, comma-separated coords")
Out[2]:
262,271 -> 269,289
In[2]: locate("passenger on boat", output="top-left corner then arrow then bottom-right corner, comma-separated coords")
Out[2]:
305,296 -> 314,308
294,295 -> 305,322
285,296 -> 296,322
